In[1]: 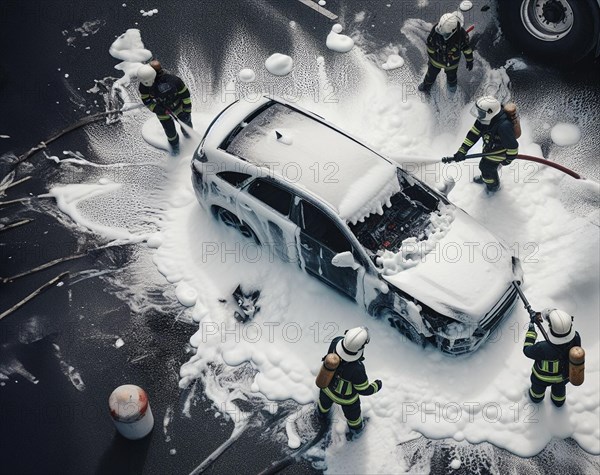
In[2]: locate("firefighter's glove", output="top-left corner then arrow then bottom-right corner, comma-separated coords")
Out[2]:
453,151 -> 467,162
501,158 -> 514,166
374,380 -> 383,391
466,61 -> 473,71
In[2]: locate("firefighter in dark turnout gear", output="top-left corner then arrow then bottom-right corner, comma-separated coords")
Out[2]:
137,62 -> 193,155
418,12 -> 473,93
316,327 -> 382,441
524,309 -> 581,407
451,95 -> 519,192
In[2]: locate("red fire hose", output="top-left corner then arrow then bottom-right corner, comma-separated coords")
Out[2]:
515,154 -> 581,179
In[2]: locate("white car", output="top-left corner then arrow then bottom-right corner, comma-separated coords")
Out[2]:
191,96 -> 523,355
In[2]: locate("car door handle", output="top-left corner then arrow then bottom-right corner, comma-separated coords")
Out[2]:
240,203 -> 252,211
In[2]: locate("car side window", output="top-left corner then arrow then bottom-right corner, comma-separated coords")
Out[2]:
248,179 -> 292,216
299,200 -> 352,253
217,171 -> 251,187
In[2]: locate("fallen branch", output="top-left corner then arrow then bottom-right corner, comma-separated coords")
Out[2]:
0,198 -> 31,208
2,242 -> 135,283
188,419 -> 250,475
2,252 -> 86,283
0,272 -> 68,321
0,218 -> 33,234
5,176 -> 32,190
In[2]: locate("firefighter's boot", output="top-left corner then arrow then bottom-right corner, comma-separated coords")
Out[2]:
418,82 -> 431,93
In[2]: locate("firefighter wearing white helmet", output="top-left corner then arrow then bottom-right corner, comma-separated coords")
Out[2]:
449,95 -> 519,192
523,309 -> 581,407
418,12 -> 473,93
137,60 -> 193,155
316,327 -> 382,441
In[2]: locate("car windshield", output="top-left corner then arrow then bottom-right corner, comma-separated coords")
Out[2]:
349,169 -> 440,256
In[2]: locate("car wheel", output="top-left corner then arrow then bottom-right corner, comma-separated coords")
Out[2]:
379,308 -> 427,347
498,0 -> 600,64
215,207 -> 240,229
238,222 -> 260,245
214,207 -> 260,244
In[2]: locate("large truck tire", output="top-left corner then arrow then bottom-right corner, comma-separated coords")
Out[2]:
498,0 -> 600,64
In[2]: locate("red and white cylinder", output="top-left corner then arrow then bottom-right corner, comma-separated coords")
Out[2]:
109,384 -> 154,440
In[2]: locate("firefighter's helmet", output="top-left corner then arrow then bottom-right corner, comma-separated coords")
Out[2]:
137,64 -> 157,87
453,10 -> 465,27
436,13 -> 459,40
470,96 -> 501,124
336,327 -> 370,362
542,308 -> 576,345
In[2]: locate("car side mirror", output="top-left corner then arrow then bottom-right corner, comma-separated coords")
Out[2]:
332,251 -> 360,270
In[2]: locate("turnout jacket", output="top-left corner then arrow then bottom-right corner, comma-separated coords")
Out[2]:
426,25 -> 473,70
523,328 -> 581,384
139,71 -> 192,115
322,337 -> 381,405
458,110 -> 519,162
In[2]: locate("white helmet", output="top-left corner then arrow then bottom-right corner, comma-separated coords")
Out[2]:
542,308 -> 575,345
470,96 -> 501,124
336,327 -> 370,362
453,10 -> 465,28
137,64 -> 157,87
436,13 -> 459,40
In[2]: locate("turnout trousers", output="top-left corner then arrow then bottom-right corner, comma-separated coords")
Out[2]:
528,373 -> 567,407
479,157 -> 502,189
317,390 -> 363,429
423,62 -> 458,88
156,104 -> 193,146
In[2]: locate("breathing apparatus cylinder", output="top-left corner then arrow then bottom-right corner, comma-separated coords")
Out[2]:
315,353 -> 341,389
503,102 -> 522,139
569,346 -> 585,386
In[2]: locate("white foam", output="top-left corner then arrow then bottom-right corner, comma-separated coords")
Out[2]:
265,53 -> 294,76
459,0 -> 473,12
326,24 -> 354,53
382,54 -> 405,70
551,122 -> 581,146
238,68 -> 256,83
176,282 -> 198,307
41,182 -> 141,241
109,29 -> 152,87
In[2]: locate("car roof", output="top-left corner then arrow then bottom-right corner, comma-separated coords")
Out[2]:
223,100 -> 400,224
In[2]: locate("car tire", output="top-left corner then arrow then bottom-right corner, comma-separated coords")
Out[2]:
239,221 -> 260,244
378,308 -> 427,347
498,0 -> 600,64
214,207 -> 260,244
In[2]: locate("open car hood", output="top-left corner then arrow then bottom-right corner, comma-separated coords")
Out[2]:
381,209 -> 515,324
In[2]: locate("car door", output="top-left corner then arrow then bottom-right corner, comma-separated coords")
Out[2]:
236,178 -> 299,264
296,199 -> 364,301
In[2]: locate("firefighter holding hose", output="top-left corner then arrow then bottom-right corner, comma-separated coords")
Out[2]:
523,309 -> 582,407
447,95 -> 519,193
137,60 -> 193,155
315,327 -> 382,441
